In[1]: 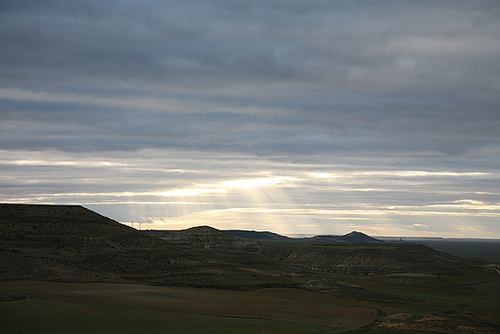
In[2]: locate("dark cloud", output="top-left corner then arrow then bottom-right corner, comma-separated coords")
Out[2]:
1,1 -> 499,236
2,1 -> 499,92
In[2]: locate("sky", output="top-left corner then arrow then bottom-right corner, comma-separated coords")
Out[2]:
1,1 -> 500,238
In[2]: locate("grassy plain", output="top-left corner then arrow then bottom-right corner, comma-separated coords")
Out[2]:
0,281 -> 376,334
1,298 -> 338,334
1,268 -> 499,334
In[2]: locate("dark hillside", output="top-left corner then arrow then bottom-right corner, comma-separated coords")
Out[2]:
154,226 -> 303,281
0,204 -> 169,249
226,230 -> 292,241
0,204 -> 188,283
0,205 -> 292,288
297,231 -> 382,243
3,205 -> 499,333
1,204 -> 491,288
225,229 -> 382,243
258,242 -> 473,276
157,226 -> 486,278
339,231 -> 382,242
0,204 -> 304,289
161,226 -> 260,249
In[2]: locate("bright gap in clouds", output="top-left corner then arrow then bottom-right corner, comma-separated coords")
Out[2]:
155,176 -> 299,197
108,168 -> 500,238
2,150 -> 499,238
1,1 -> 499,240
140,175 -> 315,234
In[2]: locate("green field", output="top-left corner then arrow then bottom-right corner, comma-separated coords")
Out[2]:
0,281 -> 376,334
1,271 -> 499,333
1,298 -> 341,334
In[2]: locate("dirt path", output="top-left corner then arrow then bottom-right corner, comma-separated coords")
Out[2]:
486,264 -> 500,277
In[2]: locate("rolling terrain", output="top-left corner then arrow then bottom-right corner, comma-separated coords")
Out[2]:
157,227 -> 481,276
0,204 -> 307,289
1,204 -> 500,333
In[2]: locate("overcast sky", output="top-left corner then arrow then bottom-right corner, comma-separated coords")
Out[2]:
1,1 -> 499,237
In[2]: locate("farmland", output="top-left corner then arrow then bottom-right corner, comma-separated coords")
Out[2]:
0,281 -> 375,333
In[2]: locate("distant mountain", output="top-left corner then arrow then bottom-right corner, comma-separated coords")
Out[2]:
226,229 -> 382,243
339,231 -> 382,243
226,230 -> 292,241
0,204 -> 181,283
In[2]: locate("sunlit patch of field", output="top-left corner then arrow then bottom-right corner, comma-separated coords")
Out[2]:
0,281 -> 377,333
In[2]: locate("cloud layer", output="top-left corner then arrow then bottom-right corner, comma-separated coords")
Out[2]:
1,1 -> 499,237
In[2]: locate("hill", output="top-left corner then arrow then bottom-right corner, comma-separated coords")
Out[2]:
300,231 -> 382,243
1,204 -> 486,281
161,226 -> 260,246
339,231 -> 382,242
154,226 -> 479,277
225,229 -> 382,243
0,204 -> 301,289
1,204 -> 481,286
0,204 -> 188,284
226,229 -> 292,241
2,204 -> 500,333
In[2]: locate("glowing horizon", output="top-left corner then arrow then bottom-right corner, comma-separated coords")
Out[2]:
3,151 -> 497,238
1,2 -> 499,239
